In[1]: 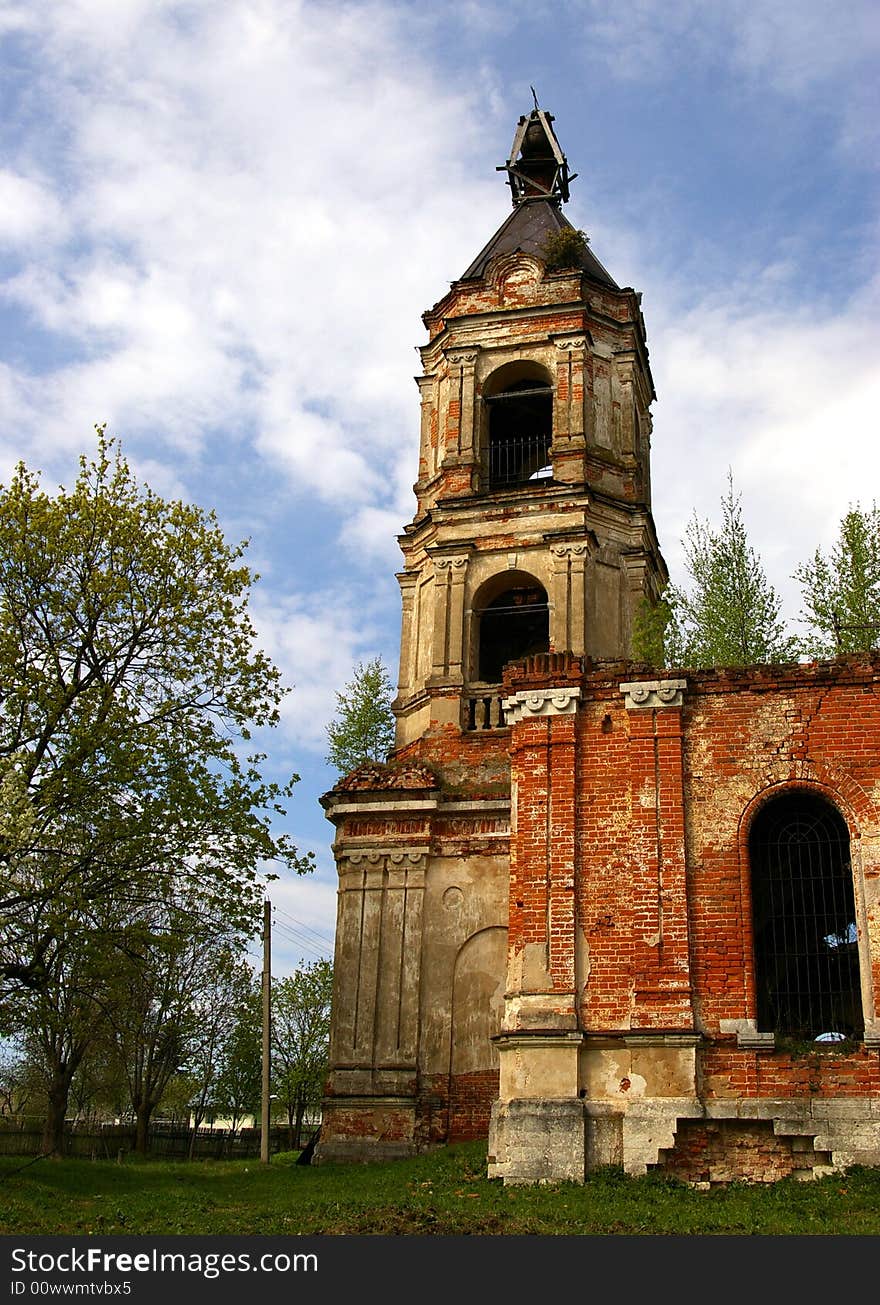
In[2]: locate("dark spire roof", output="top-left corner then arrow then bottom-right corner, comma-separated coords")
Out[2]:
459,198 -> 618,289
458,102 -> 618,289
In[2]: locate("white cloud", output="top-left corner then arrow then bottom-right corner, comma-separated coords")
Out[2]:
343,504 -> 406,568
0,170 -> 68,248
648,275 -> 880,622
0,0 -> 501,539
249,586 -> 396,756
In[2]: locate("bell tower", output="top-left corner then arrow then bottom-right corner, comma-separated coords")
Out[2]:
394,104 -> 666,746
317,103 -> 668,1166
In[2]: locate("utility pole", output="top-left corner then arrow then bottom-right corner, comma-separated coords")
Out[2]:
260,897 -> 271,1165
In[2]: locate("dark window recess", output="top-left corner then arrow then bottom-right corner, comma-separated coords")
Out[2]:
486,381 -> 552,487
750,792 -> 863,1040
477,586 -> 549,682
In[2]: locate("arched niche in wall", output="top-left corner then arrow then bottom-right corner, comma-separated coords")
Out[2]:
449,925 -> 508,1078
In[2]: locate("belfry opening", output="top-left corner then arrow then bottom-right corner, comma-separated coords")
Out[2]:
474,576 -> 549,683
485,376 -> 552,488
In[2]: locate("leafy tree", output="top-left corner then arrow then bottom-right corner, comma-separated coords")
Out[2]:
182,952 -> 256,1154
271,958 -> 332,1149
795,504 -> 880,656
325,656 -> 396,776
102,894 -> 246,1154
18,915 -> 115,1153
0,431 -> 313,1014
212,976 -> 262,1135
638,474 -> 798,668
631,591 -> 674,666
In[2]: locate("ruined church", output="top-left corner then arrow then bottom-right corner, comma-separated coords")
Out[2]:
315,105 -> 880,1184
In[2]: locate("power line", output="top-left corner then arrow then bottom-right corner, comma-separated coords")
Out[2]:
271,920 -> 332,961
273,905 -> 334,946
274,908 -> 332,950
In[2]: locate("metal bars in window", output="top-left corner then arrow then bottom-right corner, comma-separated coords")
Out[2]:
488,433 -> 552,487
749,793 -> 863,1040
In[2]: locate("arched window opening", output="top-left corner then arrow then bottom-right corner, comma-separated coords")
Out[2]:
749,792 -> 863,1040
476,583 -> 549,682
485,379 -> 552,488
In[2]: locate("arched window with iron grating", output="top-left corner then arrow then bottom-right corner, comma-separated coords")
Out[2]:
749,791 -> 863,1040
485,379 -> 552,489
476,583 -> 549,683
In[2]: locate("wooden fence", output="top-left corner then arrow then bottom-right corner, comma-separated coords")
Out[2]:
0,1119 -> 304,1160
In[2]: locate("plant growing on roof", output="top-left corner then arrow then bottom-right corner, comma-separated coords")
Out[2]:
540,226 -> 589,271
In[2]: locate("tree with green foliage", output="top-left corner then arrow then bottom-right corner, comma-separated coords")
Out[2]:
0,431 -> 313,1019
325,656 -> 396,776
795,504 -> 880,657
182,951 -> 257,1152
633,474 -> 798,668
102,893 -> 250,1154
18,913 -> 115,1153
631,590 -> 675,667
212,975 -> 262,1135
271,958 -> 332,1149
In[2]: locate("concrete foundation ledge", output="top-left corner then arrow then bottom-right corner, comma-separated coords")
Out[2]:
488,1098 -> 586,1184
617,1097 -> 703,1175
313,1095 -> 417,1165
312,1138 -> 417,1165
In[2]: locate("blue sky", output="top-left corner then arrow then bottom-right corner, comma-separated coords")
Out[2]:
1,0 -> 878,975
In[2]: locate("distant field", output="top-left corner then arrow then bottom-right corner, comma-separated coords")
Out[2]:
2,1142 -> 880,1236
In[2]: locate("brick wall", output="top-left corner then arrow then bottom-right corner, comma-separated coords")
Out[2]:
505,653 -> 880,1096
420,1072 -> 500,1143
655,1119 -> 826,1185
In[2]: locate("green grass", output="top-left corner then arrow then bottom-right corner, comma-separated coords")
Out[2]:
1,1142 -> 879,1236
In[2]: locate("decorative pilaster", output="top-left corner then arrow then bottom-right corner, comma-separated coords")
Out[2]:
619,678 -> 693,1029
316,846 -> 428,1165
550,542 -> 590,656
429,552 -> 469,684
416,374 -> 437,483
394,570 -> 418,705
329,848 -> 428,1078
499,684 -> 582,1041
489,680 -> 584,1184
552,334 -> 588,483
444,348 -> 480,461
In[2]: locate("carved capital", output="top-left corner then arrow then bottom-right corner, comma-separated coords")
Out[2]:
553,335 -> 588,352
338,848 -> 429,890
619,679 -> 687,710
434,554 -> 469,573
550,542 -> 590,561
444,347 -> 479,367
503,686 -> 581,724
343,848 -> 428,867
